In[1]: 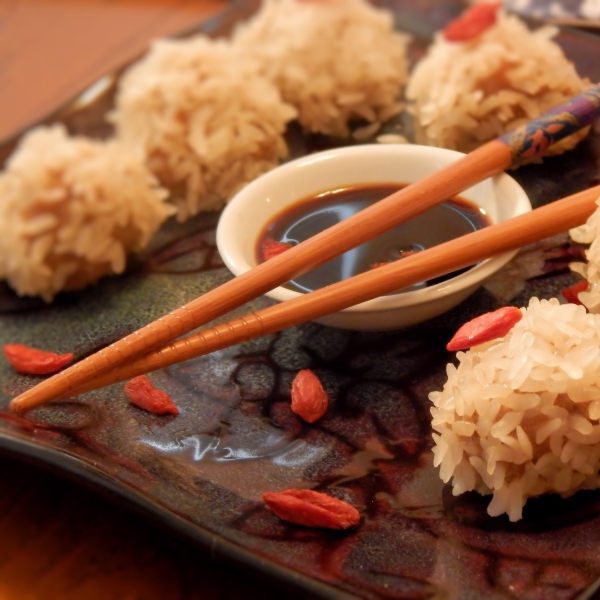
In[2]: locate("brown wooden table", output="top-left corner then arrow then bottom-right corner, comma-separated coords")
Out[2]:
0,0 -> 224,141
0,2 -> 299,598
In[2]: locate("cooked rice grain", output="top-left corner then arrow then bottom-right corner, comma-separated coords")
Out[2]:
407,10 -> 589,154
570,198 -> 600,312
429,297 -> 600,521
0,125 -> 173,301
110,35 -> 296,221
233,0 -> 409,137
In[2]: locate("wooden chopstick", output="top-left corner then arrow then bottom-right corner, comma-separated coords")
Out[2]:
23,184 -> 600,406
9,85 -> 600,413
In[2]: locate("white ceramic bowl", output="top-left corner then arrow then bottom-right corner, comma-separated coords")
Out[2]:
217,144 -> 531,331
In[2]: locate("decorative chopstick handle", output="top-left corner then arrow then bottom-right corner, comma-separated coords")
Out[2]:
500,84 -> 600,165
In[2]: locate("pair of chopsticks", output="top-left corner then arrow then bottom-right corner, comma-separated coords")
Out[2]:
10,85 -> 600,413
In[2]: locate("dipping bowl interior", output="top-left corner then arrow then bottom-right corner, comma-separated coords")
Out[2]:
216,144 -> 532,330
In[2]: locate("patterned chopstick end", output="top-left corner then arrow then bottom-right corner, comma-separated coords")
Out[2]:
500,84 -> 600,165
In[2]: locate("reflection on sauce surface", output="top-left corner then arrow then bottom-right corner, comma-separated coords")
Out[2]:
257,183 -> 491,293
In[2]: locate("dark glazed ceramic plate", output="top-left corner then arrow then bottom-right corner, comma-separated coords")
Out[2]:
3,1 -> 600,598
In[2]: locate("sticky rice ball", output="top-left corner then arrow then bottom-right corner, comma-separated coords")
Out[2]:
570,199 -> 600,312
110,35 -> 296,222
0,125 -> 173,302
430,298 -> 600,522
407,6 -> 590,154
232,0 -> 409,137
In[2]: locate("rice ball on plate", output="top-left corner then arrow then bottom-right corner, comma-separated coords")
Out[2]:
110,35 -> 296,222
232,0 -> 409,138
407,4 -> 590,154
570,198 -> 600,312
430,297 -> 600,522
0,125 -> 173,302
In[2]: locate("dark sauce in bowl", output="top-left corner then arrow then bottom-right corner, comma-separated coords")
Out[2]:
257,183 -> 491,294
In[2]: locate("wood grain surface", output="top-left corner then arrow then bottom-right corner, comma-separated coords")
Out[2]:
0,0 -> 226,141
0,1 -> 297,598
0,454 -> 296,600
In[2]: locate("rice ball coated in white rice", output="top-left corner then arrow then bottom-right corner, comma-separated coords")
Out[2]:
429,297 -> 600,522
407,8 -> 589,154
110,35 -> 296,222
233,0 -> 409,137
0,125 -> 173,302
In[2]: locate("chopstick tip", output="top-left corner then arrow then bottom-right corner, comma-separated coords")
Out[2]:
10,393 -> 39,414
9,380 -> 63,414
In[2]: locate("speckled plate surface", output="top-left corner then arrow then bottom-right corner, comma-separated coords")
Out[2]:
3,2 -> 600,598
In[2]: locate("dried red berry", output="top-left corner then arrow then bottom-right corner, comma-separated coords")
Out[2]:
3,344 -> 74,375
562,280 -> 589,306
291,369 -> 329,423
369,262 -> 391,270
262,489 -> 360,529
261,238 -> 292,261
447,306 -> 523,351
124,375 -> 179,415
369,250 -> 419,270
443,2 -> 500,42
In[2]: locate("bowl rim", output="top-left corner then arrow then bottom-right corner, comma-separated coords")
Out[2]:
217,144 -> 531,314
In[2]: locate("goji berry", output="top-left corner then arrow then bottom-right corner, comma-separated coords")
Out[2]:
124,375 -> 179,415
446,306 -> 522,351
370,262 -> 391,270
261,238 -> 292,261
3,344 -> 74,375
369,250 -> 419,270
262,489 -> 360,529
562,280 -> 589,306
443,2 -> 500,42
291,369 -> 329,423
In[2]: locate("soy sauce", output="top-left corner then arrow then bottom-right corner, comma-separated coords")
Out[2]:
257,183 -> 491,294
